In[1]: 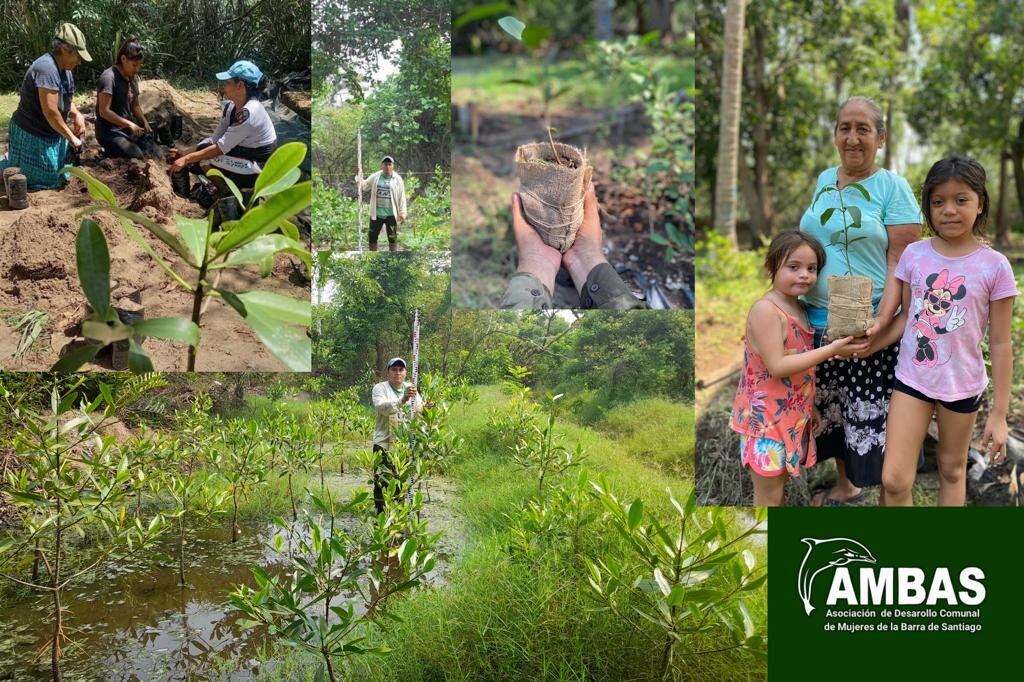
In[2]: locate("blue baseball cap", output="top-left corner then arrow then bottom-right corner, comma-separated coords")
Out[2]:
216,60 -> 263,85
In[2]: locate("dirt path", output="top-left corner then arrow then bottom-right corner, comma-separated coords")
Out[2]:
0,80 -> 308,371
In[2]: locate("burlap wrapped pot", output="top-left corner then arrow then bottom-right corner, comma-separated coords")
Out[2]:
515,142 -> 592,253
827,274 -> 874,338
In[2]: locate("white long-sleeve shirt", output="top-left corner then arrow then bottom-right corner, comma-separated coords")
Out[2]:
357,170 -> 407,221
371,380 -> 423,447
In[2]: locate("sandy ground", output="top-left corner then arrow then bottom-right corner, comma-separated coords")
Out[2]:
0,80 -> 309,371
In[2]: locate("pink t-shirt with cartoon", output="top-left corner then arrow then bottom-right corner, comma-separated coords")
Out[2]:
894,239 -> 1019,400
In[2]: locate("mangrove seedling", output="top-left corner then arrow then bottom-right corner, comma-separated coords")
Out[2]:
55,142 -> 313,372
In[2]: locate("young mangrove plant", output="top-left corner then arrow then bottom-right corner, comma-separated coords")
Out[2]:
584,482 -> 768,680
277,415 -> 317,521
229,485 -> 438,682
55,142 -> 313,372
216,419 -> 269,543
512,393 -> 584,498
0,376 -> 168,682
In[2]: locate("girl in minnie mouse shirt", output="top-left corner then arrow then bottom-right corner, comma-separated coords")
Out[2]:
882,156 -> 1018,506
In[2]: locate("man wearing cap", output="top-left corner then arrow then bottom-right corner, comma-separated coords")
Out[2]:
356,156 -> 408,251
370,357 -> 423,513
1,23 -> 90,189
170,60 -> 277,203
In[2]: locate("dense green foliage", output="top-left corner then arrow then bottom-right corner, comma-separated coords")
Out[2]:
313,1 -> 450,209
0,0 -> 310,89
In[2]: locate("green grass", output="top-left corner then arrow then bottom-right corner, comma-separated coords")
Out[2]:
453,54 -> 691,112
344,385 -> 765,681
596,397 -> 695,478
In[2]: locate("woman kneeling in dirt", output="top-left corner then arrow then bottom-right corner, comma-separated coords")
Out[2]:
0,23 -> 90,189
95,37 -> 155,160
169,60 -> 277,204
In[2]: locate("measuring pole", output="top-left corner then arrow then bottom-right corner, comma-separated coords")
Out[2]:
356,126 -> 364,252
406,309 -> 420,504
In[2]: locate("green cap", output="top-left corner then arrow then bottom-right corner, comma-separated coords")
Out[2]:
55,23 -> 92,62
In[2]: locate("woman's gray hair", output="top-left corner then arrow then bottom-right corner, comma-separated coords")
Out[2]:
835,95 -> 885,135
50,38 -> 76,55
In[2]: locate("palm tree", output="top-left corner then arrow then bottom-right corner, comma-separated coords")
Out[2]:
713,0 -> 746,248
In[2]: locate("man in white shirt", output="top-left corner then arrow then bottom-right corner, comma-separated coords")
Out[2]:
356,156 -> 408,251
370,357 -> 423,513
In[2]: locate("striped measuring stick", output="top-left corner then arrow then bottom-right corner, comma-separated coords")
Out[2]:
406,309 -> 420,504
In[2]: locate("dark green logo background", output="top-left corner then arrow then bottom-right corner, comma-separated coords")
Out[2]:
769,508 -> 1019,679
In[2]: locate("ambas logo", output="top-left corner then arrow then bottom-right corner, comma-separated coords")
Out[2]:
797,537 -> 987,616
798,537 -> 876,615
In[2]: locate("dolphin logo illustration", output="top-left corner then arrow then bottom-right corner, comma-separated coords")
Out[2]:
798,537 -> 876,615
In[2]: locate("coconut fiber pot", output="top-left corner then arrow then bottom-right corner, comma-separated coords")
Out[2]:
514,141 -> 593,253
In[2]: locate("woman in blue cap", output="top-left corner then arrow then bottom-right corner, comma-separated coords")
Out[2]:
0,23 -> 91,189
169,60 -> 277,200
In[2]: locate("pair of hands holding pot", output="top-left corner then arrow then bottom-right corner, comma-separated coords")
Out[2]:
511,181 -> 606,295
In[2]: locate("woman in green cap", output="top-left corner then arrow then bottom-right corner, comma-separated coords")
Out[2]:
0,23 -> 91,189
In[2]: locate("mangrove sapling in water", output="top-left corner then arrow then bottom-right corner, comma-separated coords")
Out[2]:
216,419 -> 269,543
0,377 -> 169,682
584,483 -> 768,680
229,484 -> 439,682
54,142 -> 313,372
158,430 -> 229,587
306,401 -> 345,483
277,416 -> 318,522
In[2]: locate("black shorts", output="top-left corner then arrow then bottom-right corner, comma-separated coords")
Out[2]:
892,378 -> 982,414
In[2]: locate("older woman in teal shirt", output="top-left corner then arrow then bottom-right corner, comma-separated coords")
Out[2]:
798,96 -> 922,505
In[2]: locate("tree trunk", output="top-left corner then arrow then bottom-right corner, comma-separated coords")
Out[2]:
645,0 -> 673,36
997,150 -> 1010,247
595,0 -> 614,41
713,0 -> 746,248
744,22 -> 774,239
1010,118 -> 1024,247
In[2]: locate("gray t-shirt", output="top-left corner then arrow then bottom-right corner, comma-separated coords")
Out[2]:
95,67 -> 140,140
12,53 -> 74,139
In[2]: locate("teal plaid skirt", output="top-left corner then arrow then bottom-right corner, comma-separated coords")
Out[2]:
0,119 -> 70,189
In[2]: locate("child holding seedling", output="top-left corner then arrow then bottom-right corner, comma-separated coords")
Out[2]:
882,156 -> 1018,506
731,231 -> 853,506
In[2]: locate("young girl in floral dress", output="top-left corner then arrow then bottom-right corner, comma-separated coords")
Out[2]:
732,231 -> 853,506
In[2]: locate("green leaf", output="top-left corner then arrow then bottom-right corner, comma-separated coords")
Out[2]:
76,219 -> 111,318
176,216 -> 210,268
128,339 -> 154,373
498,16 -> 525,41
279,220 -> 300,242
454,3 -> 511,29
233,291 -> 311,371
847,205 -> 862,228
819,207 -> 835,225
214,288 -> 247,317
522,25 -> 551,51
132,318 -> 200,347
252,168 -> 301,205
502,78 -> 539,87
846,182 -> 870,201
252,142 -> 307,203
211,234 -> 311,272
650,232 -> 670,246
626,499 -> 643,530
81,205 -> 194,267
82,319 -> 132,344
205,169 -> 244,206
215,182 -> 311,256
847,236 -> 867,246
666,584 -> 686,606
829,230 -> 845,246
811,185 -> 835,208
51,343 -> 102,372
63,166 -> 116,207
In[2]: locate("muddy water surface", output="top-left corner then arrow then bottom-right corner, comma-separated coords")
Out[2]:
0,471 -> 464,681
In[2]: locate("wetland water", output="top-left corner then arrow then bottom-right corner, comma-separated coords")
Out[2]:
0,472 -> 463,681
